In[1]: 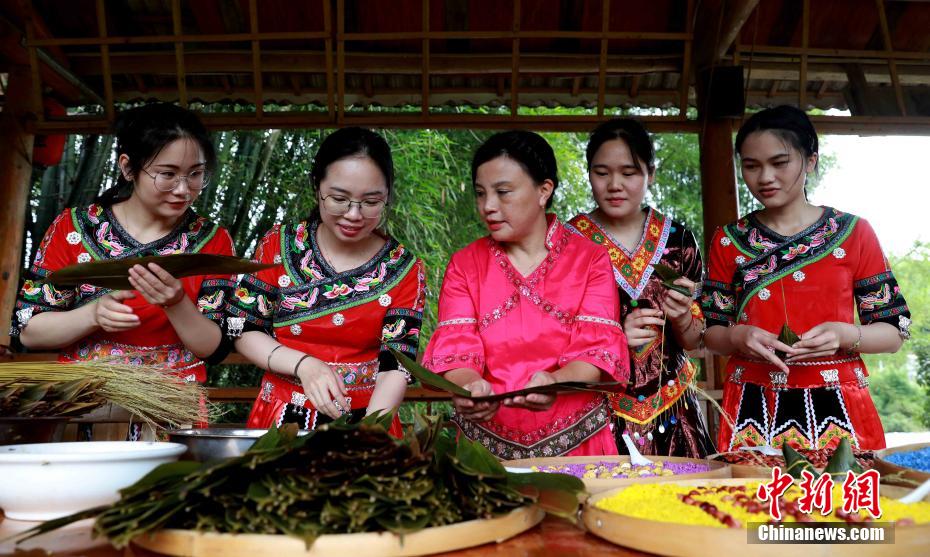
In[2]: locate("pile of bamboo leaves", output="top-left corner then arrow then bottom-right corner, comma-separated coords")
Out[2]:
0,378 -> 106,418
21,415 -> 584,549
0,361 -> 208,428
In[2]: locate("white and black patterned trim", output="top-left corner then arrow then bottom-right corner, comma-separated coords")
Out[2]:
437,317 -> 478,327
574,315 -> 623,329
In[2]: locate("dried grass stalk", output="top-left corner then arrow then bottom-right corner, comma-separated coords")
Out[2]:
0,360 -> 209,429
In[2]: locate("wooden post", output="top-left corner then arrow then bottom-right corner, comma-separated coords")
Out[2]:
0,67 -> 36,348
697,113 -> 739,396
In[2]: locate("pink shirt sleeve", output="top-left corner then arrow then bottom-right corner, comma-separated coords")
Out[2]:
422,252 -> 486,374
559,248 -> 630,383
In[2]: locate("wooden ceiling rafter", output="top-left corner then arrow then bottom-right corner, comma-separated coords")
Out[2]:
5,0 -> 929,135
94,0 -> 113,122
876,0 -> 907,116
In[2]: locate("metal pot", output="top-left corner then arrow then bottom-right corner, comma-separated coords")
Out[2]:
166,428 -> 306,461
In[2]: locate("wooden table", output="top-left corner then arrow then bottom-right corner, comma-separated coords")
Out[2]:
1,516 -> 658,557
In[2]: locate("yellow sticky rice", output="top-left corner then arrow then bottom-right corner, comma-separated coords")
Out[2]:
594,482 -> 930,528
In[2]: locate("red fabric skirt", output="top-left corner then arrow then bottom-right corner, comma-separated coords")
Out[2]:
246,371 -> 402,437
716,356 -> 885,452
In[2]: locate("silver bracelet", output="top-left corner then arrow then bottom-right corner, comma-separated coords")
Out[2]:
293,354 -> 313,378
266,344 -> 285,372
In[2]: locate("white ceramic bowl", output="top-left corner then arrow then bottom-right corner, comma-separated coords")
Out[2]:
0,441 -> 186,521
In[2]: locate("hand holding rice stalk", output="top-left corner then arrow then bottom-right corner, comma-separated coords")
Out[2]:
0,360 -> 210,428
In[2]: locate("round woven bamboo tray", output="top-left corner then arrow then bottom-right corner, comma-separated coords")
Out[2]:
727,463 -> 774,478
132,505 -> 544,557
582,478 -> 930,557
704,452 -> 775,479
501,455 -> 730,493
874,442 -> 930,488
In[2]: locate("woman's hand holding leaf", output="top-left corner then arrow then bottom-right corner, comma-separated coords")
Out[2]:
504,371 -> 556,411
454,379 -> 499,422
729,324 -> 793,373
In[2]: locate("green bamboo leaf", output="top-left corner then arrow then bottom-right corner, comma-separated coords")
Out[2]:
6,505 -> 109,544
782,443 -> 817,479
823,438 -> 864,478
650,263 -> 693,297
454,438 -> 507,477
506,471 -> 585,493
467,380 -> 625,403
775,324 -> 801,360
389,348 -> 471,397
44,254 -> 276,290
119,461 -> 204,497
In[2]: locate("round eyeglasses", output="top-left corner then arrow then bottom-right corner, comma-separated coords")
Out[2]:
140,168 -> 211,192
319,193 -> 387,219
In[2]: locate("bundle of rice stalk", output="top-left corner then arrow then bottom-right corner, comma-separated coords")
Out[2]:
0,377 -> 107,418
0,361 -> 209,429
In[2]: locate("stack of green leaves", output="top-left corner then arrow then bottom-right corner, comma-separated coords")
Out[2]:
0,377 -> 106,418
21,414 -> 584,549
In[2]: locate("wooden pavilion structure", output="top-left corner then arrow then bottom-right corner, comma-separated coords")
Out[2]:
2,0 -> 930,401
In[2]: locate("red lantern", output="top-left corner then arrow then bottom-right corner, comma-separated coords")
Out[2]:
33,98 -> 67,167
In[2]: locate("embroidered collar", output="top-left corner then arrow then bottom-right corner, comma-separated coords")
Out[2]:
482,215 -> 574,329
730,207 -> 858,317
307,218 -> 395,281
567,207 -> 670,300
543,213 -> 561,249
73,203 -> 218,260
726,206 -> 837,258
274,217 -> 416,326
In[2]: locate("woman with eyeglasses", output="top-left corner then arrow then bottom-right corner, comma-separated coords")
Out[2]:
422,131 -> 629,459
228,127 -> 425,434
13,104 -> 236,432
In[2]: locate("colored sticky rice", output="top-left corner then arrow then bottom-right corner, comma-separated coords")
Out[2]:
594,482 -> 930,527
531,460 -> 711,479
885,447 -> 930,473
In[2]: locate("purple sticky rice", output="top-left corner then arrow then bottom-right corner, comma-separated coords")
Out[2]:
531,460 -> 711,479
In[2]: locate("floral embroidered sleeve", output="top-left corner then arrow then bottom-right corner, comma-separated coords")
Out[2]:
226,227 -> 282,338
195,227 -> 237,326
11,210 -> 78,336
422,253 -> 486,374
701,227 -> 739,329
851,219 -> 911,338
378,259 -> 426,382
559,248 -> 630,382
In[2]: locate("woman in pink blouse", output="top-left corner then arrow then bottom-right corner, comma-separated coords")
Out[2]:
423,131 -> 630,459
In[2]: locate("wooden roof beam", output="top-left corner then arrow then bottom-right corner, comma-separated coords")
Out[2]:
68,51 -> 682,76
0,16 -> 88,104
692,0 -> 760,73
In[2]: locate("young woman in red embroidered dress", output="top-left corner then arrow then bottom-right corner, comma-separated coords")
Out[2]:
703,105 -> 910,452
12,104 -> 236,436
423,131 -> 629,459
228,128 -> 425,434
567,119 -> 714,458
